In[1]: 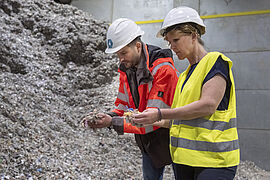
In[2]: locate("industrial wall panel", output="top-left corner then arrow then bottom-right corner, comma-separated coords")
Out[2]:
138,0 -> 200,49
113,0 -> 173,22
71,0 -> 113,22
202,14 -> 270,53
200,0 -> 270,15
173,0 -> 199,10
140,23 -> 167,49
238,129 -> 270,170
226,51 -> 270,90
236,90 -> 270,130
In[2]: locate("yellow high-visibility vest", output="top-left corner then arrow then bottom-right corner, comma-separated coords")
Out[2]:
170,52 -> 240,167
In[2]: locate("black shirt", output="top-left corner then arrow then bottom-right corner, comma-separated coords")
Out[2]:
181,55 -> 231,110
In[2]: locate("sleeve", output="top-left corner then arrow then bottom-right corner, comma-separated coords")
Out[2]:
110,75 -> 129,116
112,115 -> 150,135
146,62 -> 179,109
108,76 -> 130,135
203,55 -> 231,110
111,61 -> 179,135
109,75 -> 148,135
203,55 -> 229,85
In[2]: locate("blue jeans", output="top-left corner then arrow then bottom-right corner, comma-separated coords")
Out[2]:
142,153 -> 165,180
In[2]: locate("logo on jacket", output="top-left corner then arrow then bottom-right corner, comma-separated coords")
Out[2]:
107,39 -> 113,48
158,91 -> 164,98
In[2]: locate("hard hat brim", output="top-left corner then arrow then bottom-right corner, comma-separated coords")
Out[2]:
105,44 -> 125,54
105,30 -> 144,54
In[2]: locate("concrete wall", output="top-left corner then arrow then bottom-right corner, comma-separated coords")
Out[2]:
72,0 -> 270,170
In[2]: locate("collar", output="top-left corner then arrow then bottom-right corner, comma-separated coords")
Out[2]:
136,43 -> 153,85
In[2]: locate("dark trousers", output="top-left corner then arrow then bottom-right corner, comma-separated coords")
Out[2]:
142,153 -> 165,180
172,163 -> 237,180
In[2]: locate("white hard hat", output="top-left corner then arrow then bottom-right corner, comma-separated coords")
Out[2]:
105,18 -> 144,53
157,6 -> 206,38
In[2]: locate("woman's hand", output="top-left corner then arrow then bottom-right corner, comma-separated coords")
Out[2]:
153,119 -> 171,128
133,108 -> 159,125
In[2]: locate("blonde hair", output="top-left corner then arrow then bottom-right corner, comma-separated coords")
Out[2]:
163,23 -> 204,45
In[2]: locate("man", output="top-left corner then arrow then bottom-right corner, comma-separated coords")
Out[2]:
82,18 -> 179,179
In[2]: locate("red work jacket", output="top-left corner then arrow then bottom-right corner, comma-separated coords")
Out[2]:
110,43 -> 179,168
111,44 -> 179,134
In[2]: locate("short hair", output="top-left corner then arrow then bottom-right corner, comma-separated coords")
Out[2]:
127,36 -> 142,47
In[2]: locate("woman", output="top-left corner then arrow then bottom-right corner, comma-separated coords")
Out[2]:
133,6 -> 240,180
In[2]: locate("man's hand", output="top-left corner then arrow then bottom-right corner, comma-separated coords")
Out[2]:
82,113 -> 112,129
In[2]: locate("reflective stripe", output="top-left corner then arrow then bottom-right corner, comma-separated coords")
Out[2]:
172,118 -> 236,131
124,120 -> 154,134
148,81 -> 152,92
169,63 -> 180,78
147,99 -> 170,108
152,62 -> 180,78
171,136 -> 239,152
152,62 -> 174,76
144,125 -> 154,133
117,104 -> 128,111
123,84 -> 130,105
117,92 -> 128,102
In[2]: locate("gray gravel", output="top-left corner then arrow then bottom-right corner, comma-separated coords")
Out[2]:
0,0 -> 269,179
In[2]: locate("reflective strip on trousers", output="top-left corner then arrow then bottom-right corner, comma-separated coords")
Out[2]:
171,136 -> 239,152
172,118 -> 237,131
147,99 -> 170,108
